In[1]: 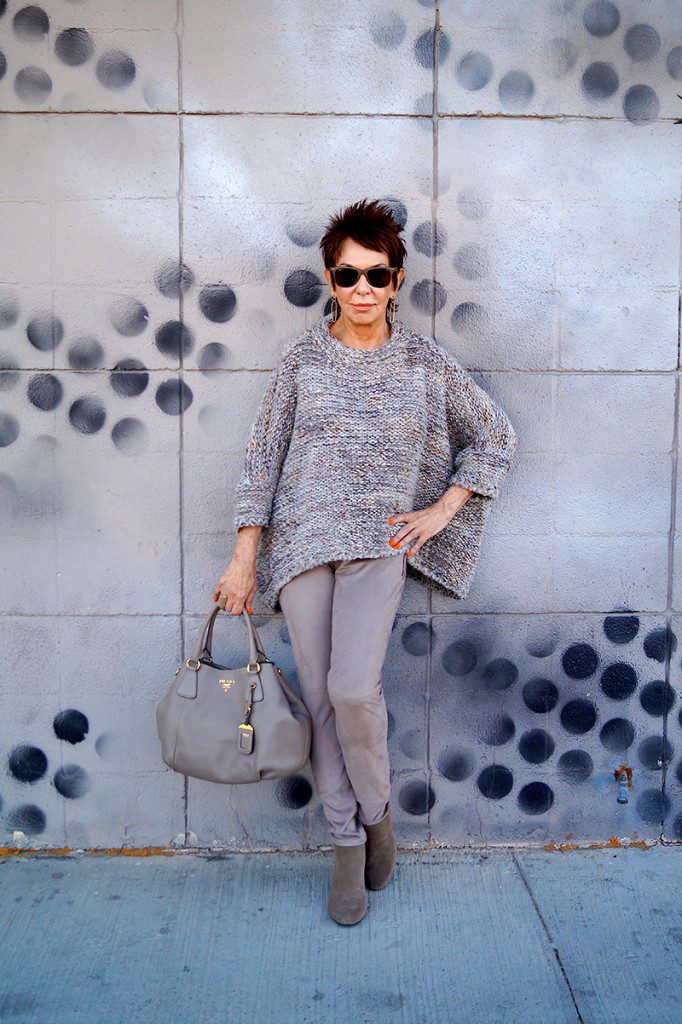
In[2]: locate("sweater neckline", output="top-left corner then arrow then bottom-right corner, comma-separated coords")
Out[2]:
315,310 -> 405,361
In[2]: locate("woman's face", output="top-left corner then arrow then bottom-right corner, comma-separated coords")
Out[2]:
324,238 -> 405,330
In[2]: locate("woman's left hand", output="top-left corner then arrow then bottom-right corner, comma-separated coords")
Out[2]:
387,487 -> 472,556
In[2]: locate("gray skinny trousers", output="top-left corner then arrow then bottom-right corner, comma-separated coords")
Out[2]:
279,551 -> 407,846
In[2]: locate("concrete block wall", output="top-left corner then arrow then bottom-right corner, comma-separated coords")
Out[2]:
1,0 -> 681,850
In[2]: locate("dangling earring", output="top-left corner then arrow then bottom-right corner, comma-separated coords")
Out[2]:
330,294 -> 341,322
386,295 -> 398,324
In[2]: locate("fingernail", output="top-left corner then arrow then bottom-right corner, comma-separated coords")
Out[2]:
407,550 -> 413,556
247,605 -> 252,614
387,518 -> 394,524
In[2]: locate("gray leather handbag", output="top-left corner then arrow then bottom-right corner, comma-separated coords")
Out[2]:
156,597 -> 312,784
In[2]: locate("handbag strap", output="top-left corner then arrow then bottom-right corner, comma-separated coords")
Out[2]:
202,600 -> 267,663
188,598 -> 266,669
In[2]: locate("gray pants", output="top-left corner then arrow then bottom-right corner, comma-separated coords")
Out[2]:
279,552 -> 407,846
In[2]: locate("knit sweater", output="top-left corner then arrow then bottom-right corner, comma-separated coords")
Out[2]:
234,310 -> 517,612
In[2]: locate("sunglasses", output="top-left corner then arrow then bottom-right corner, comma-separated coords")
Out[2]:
329,265 -> 398,289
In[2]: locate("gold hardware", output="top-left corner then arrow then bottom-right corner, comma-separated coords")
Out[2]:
219,678 -> 235,691
185,658 -> 200,671
246,662 -> 261,673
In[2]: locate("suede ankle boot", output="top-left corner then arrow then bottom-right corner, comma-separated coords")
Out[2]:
364,806 -> 397,890
327,843 -> 368,926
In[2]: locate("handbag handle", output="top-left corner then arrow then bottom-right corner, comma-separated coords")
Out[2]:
186,597 -> 266,670
201,598 -> 267,663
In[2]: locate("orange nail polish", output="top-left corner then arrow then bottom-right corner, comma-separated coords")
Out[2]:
387,518 -> 394,524
247,605 -> 252,614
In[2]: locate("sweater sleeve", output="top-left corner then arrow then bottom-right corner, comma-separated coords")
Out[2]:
440,346 -> 517,500
233,347 -> 297,530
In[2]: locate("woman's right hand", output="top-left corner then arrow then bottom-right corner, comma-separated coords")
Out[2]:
213,549 -> 258,616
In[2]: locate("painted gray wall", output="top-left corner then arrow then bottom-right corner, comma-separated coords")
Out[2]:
1,0 -> 681,850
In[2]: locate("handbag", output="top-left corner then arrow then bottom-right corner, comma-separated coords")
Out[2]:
156,596 -> 312,784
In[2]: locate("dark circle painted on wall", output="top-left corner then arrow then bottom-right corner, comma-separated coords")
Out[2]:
0,292 -> 19,328
412,278 -> 446,314
371,13 -> 406,50
414,27 -> 448,70
451,300 -> 490,334
54,708 -> 89,743
413,220 -> 447,259
560,697 -> 598,734
27,373 -> 63,411
456,50 -> 493,91
583,1 -> 620,38
523,678 -> 559,713
498,70 -> 534,110
112,417 -> 148,455
675,759 -> 682,786
477,763 -> 513,800
155,320 -> 195,359
110,359 -> 149,397
14,65 -> 52,103
13,5 -> 49,41
623,24 -> 660,62
639,680 -> 676,717
453,243 -> 489,281
581,62 -> 619,100
68,336 -> 105,370
284,269 -> 323,308
518,781 -> 554,815
600,716 -> 635,751
623,84 -> 660,124
96,49 -> 136,90
518,728 -> 555,765
0,51 -> 6,82
69,395 -> 106,434
635,788 -> 670,824
154,259 -> 195,299
643,625 -> 675,663
0,2 -> 6,17
8,744 -> 48,783
484,714 -> 515,746
557,749 -> 593,783
600,661 -> 637,700
55,27 -> 95,67
155,378 -> 193,415
27,314 -> 64,351
398,777 -> 435,815
603,612 -> 639,644
277,774 -> 312,810
109,296 -> 149,336
436,747 -> 474,783
482,657 -> 518,692
667,46 -> 682,81
198,285 -> 237,323
402,620 -> 429,657
441,638 -> 478,677
197,342 -> 228,371
5,804 -> 46,835
54,764 -> 91,799
0,412 -> 20,446
637,734 -> 672,771
561,642 -> 599,679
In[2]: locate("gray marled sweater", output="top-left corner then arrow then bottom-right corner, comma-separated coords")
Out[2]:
234,310 -> 517,612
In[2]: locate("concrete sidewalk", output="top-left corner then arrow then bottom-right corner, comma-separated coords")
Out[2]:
1,845 -> 681,1024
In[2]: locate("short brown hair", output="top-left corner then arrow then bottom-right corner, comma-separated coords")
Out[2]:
319,198 -> 407,282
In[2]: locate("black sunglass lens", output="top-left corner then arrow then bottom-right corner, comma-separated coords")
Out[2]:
334,268 -> 359,287
367,268 -> 392,287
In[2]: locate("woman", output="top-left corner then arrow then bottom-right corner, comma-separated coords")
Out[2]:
213,198 -> 517,926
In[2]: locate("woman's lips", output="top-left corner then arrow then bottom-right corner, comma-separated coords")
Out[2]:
352,304 -> 373,310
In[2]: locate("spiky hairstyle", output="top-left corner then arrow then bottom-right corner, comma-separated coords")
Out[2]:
319,198 -> 407,280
